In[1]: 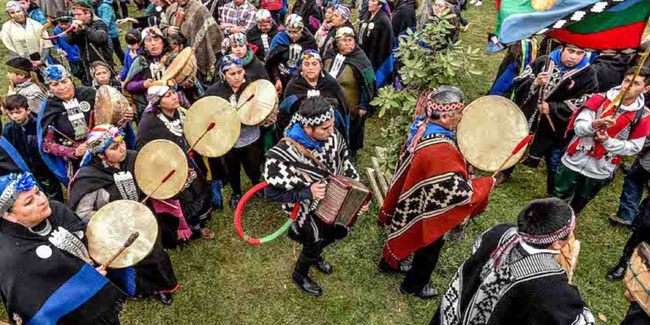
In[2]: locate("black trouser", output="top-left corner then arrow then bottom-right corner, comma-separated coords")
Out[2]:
111,37 -> 125,64
616,197 -> 650,266
401,237 -> 445,292
222,141 -> 263,196
295,231 -> 338,276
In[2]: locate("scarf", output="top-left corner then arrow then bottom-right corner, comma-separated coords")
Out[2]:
405,116 -> 455,149
549,48 -> 589,76
286,123 -> 325,152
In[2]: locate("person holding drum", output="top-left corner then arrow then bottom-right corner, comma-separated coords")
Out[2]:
0,172 -> 126,324
136,80 -> 215,243
68,124 -> 179,305
280,50 -> 350,142
124,27 -> 173,117
205,55 -> 265,209
323,27 -> 376,164
37,65 -> 96,185
247,9 -> 281,63
431,198 -> 595,324
377,87 -> 494,300
265,14 -> 317,95
264,97 -> 368,297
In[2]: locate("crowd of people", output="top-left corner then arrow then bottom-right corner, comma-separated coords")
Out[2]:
0,0 -> 648,323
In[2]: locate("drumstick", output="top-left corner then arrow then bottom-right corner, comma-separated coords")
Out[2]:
186,122 -> 216,154
491,135 -> 534,178
140,169 -> 176,204
236,94 -> 255,110
98,232 -> 139,271
48,125 -> 76,143
537,42 -> 555,132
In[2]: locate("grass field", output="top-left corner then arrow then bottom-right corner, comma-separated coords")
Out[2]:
0,2 -> 637,324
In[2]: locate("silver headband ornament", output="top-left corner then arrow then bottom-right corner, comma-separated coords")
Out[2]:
291,108 -> 334,127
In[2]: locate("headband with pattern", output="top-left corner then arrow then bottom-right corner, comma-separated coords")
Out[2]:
290,108 -> 335,127
519,210 -> 576,245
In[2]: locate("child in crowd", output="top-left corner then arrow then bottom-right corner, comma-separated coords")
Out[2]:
52,14 -> 85,82
118,29 -> 142,81
2,94 -> 64,201
91,61 -> 122,90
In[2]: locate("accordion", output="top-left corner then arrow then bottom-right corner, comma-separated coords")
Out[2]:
315,175 -> 373,227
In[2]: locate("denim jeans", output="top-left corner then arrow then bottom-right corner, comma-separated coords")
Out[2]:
617,160 -> 650,223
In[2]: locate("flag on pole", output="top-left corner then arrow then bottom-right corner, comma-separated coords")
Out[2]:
488,0 -> 649,53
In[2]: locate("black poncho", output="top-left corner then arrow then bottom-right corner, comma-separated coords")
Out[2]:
0,201 -> 125,324
247,24 -> 281,62
136,108 -> 212,247
280,72 -> 350,141
68,150 -> 178,297
432,224 -> 595,325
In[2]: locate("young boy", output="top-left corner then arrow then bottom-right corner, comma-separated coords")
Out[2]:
118,29 -> 141,82
555,67 -> 650,215
52,14 -> 84,82
91,61 -> 122,90
6,57 -> 48,114
2,94 -> 64,201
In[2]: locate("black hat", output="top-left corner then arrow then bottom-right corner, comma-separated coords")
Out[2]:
517,198 -> 574,245
6,57 -> 33,76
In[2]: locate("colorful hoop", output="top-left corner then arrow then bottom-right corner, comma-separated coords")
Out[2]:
234,182 -> 300,245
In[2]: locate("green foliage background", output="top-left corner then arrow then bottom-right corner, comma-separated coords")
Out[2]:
0,2 -> 635,324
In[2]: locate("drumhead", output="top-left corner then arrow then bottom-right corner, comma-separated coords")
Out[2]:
185,96 -> 241,157
134,139 -> 189,199
238,79 -> 278,126
86,200 -> 158,269
625,242 -> 650,314
94,85 -> 131,126
456,96 -> 529,172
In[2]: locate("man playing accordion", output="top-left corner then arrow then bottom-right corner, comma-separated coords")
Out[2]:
264,97 -> 369,297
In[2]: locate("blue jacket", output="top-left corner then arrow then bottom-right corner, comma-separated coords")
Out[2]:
96,0 -> 120,39
53,26 -> 81,63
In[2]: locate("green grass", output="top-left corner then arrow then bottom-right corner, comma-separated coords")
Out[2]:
0,2 -> 635,324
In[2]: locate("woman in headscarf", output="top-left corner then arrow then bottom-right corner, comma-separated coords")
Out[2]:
221,32 -> 270,82
36,65 -> 96,185
123,27 -> 175,117
68,124 -> 179,305
318,4 -> 353,54
323,27 -> 376,163
265,14 -> 318,95
136,80 -> 215,246
359,0 -> 394,87
246,9 -> 281,63
205,54 -> 266,208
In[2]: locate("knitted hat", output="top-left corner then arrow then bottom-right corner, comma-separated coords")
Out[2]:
80,124 -> 125,167
285,14 -> 304,29
256,9 -> 273,22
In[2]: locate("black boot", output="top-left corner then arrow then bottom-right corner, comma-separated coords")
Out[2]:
313,256 -> 332,274
606,257 -> 629,282
399,284 -> 438,300
156,292 -> 173,306
292,256 -> 322,296
378,258 -> 412,274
